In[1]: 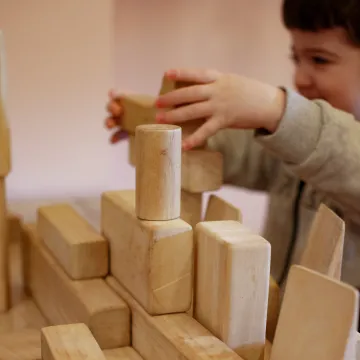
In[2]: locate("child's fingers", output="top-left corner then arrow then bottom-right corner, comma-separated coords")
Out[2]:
156,84 -> 211,108
156,101 -> 212,124
106,101 -> 123,117
182,117 -> 220,150
110,130 -> 128,144
105,117 -> 121,129
165,68 -> 220,84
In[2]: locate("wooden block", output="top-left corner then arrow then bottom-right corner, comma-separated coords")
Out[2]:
41,323 -> 106,360
37,203 -> 108,280
159,76 -> 206,148
135,124 -> 181,221
180,189 -> 203,229
266,276 -> 280,343
104,347 -> 143,360
0,178 -> 9,312
106,276 -> 243,360
0,299 -> 48,333
270,265 -> 359,360
22,223 -> 130,349
128,135 -> 136,167
120,95 -> 156,134
299,203 -> 344,280
356,332 -> 360,360
194,221 -> 271,360
182,150 -> 223,193
101,190 -> 193,315
0,328 -> 41,360
0,31 -> 11,177
8,213 -> 22,243
204,194 -> 242,222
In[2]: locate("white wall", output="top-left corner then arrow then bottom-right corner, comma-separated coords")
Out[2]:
0,0 -> 294,233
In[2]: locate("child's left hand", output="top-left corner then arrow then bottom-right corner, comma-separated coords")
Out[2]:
155,68 -> 286,150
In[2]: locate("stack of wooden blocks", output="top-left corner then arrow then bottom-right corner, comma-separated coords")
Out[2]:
1,30 -> 360,359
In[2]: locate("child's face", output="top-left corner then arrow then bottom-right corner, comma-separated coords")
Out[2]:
290,27 -> 360,118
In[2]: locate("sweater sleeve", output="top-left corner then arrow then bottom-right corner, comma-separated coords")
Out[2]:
255,88 -> 360,221
207,128 -> 281,192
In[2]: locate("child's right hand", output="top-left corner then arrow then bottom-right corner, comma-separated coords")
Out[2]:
104,90 -> 129,144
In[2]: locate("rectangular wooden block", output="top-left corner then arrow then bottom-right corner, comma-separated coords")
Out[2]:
195,221 -> 271,360
182,150 -> 223,193
101,190 -> 193,315
22,223 -> 130,349
37,203 -> 108,280
271,265 -> 359,360
104,347 -> 143,360
41,323 -> 106,360
0,329 -> 41,360
106,276 -> 242,360
121,95 -> 156,134
204,194 -> 242,222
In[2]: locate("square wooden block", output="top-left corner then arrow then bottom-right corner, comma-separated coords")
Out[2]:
182,150 -> 223,193
101,190 -> 193,315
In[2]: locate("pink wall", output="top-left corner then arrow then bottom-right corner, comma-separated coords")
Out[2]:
1,0 -> 294,233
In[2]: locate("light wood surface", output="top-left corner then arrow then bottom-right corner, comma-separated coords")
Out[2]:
182,150 -> 223,193
41,323 -> 106,360
300,203 -> 344,279
271,265 -> 359,360
22,224 -> 130,349
135,124 -> 181,220
107,276 -> 242,360
195,220 -> 270,360
101,190 -> 193,315
37,203 -> 108,280
104,347 -> 143,360
204,194 -> 242,222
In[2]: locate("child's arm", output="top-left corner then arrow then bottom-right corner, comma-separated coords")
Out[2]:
256,88 -> 360,221
156,68 -> 360,221
207,128 -> 281,192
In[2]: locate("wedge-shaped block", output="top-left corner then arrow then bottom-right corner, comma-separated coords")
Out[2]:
205,194 -> 242,222
182,150 -> 223,193
271,265 -> 359,360
37,203 -> 108,280
42,323 -> 106,360
104,347 -> 143,360
180,190 -> 202,229
195,221 -> 271,360
107,276 -> 242,360
22,224 -> 130,349
120,95 -> 156,134
101,190 -> 193,315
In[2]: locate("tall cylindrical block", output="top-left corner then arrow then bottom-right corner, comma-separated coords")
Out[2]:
135,124 -> 181,220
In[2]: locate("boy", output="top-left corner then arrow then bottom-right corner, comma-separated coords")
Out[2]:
105,0 -> 360,292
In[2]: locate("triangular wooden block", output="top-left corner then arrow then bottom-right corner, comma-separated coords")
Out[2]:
271,265 -> 358,360
300,203 -> 344,280
204,194 -> 242,222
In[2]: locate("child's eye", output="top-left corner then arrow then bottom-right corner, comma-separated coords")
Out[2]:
312,56 -> 329,65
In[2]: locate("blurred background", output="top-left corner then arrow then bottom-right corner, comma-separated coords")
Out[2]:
0,0 -> 293,233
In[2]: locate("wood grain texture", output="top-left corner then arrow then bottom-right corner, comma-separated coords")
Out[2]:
266,277 -> 280,343
22,223 -> 130,349
0,329 -> 41,360
271,265 -> 359,360
299,203 -> 344,280
101,190 -> 193,315
135,124 -> 181,220
106,276 -> 243,360
180,190 -> 203,229
182,150 -> 223,193
120,95 -> 156,134
37,203 -> 108,279
204,194 -> 242,222
104,347 -> 143,360
41,323 -> 106,360
194,221 -> 270,360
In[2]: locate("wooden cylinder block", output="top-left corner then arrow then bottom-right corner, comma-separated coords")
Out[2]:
135,124 -> 181,220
